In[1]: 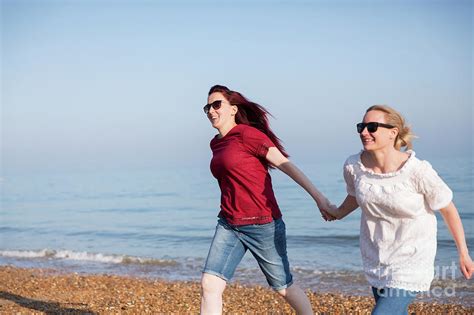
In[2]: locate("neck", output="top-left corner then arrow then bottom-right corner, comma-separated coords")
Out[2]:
217,122 -> 238,138
363,147 -> 402,173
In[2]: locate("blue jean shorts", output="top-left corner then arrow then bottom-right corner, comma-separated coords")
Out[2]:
202,217 -> 293,291
371,287 -> 418,315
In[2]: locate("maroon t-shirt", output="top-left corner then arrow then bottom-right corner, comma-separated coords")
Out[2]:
210,124 -> 282,225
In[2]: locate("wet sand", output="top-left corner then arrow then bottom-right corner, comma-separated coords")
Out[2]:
0,266 -> 472,314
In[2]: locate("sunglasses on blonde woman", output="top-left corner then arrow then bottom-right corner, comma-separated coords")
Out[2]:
203,100 -> 223,114
357,122 -> 395,133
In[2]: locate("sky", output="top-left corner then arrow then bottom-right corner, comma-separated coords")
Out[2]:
1,0 -> 473,173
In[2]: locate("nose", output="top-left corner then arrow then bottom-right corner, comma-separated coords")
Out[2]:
360,126 -> 370,136
208,106 -> 217,114
206,109 -> 216,120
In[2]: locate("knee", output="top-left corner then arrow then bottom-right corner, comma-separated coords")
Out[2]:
200,275 -> 213,293
201,274 -> 226,296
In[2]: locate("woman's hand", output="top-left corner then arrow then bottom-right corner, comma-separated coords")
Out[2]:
323,195 -> 359,221
317,199 -> 339,221
440,202 -> 473,280
459,253 -> 474,279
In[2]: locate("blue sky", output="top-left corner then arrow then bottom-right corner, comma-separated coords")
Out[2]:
2,0 -> 472,173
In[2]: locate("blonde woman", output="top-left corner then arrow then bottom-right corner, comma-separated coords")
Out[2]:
324,105 -> 473,314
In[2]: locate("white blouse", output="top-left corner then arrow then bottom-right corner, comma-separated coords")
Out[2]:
344,150 -> 453,292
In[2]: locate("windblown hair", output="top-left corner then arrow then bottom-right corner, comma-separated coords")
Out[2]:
366,105 -> 415,151
208,85 -> 289,159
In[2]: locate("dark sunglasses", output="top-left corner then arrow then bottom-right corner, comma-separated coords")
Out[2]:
357,122 -> 395,133
203,100 -> 223,114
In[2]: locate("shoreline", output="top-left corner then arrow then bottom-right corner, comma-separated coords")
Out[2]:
0,265 -> 472,314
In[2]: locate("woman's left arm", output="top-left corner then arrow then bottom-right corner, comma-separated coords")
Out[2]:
440,202 -> 474,279
265,147 -> 333,212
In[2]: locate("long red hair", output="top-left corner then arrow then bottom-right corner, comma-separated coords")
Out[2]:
208,85 -> 289,159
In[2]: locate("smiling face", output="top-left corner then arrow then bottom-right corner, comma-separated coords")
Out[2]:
206,92 -> 238,131
360,110 -> 399,151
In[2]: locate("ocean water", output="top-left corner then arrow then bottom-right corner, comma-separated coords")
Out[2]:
1,156 -> 473,305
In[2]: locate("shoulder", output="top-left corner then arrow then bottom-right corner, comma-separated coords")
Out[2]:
343,152 -> 361,176
407,154 -> 443,189
240,124 -> 263,135
239,124 -> 271,141
414,158 -> 430,170
411,159 -> 443,186
409,154 -> 434,176
344,152 -> 361,168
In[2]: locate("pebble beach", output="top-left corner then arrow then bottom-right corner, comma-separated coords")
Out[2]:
0,266 -> 472,314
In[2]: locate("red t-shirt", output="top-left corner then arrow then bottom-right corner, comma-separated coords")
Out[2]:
210,124 -> 282,225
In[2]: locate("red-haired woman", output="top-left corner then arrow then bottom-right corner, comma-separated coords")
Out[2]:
200,85 -> 331,314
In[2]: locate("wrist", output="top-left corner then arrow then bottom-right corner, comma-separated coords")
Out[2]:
459,250 -> 470,258
314,196 -> 324,206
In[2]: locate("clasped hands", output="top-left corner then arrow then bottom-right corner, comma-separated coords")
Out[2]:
317,197 -> 339,221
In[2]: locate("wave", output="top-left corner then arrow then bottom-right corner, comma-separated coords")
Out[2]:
0,249 -> 178,266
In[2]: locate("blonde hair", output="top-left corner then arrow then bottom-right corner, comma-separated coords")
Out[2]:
366,105 -> 415,151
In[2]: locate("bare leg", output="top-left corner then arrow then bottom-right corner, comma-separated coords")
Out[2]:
200,273 -> 227,315
277,284 -> 313,315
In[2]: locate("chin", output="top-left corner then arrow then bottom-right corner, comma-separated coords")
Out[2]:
208,119 -> 218,128
362,144 -> 375,151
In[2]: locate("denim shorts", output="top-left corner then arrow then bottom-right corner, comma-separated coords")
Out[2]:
371,287 -> 418,315
203,218 -> 293,291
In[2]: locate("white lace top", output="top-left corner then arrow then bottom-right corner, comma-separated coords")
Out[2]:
343,150 -> 453,292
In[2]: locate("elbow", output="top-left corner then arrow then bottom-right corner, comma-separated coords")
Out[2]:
275,159 -> 291,170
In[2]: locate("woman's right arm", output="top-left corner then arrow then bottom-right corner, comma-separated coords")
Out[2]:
324,195 -> 359,220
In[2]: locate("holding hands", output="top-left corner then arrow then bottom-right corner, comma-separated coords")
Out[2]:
316,196 -> 339,221
317,195 -> 359,222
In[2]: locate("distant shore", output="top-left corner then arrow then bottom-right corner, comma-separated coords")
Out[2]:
0,266 -> 472,314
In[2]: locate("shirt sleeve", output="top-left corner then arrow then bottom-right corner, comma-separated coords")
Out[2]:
343,161 -> 356,196
241,126 -> 276,158
416,160 -> 453,210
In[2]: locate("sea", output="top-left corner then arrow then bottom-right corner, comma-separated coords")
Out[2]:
1,155 -> 473,306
